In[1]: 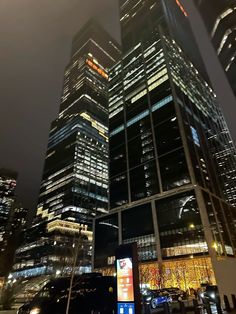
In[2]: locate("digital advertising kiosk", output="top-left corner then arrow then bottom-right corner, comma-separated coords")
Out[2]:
115,243 -> 141,314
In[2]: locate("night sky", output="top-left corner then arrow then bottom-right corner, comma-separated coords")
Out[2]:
0,1 -> 235,214
0,0 -> 120,212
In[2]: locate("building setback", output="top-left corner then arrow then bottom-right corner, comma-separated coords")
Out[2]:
93,0 -> 236,302
12,20 -> 121,278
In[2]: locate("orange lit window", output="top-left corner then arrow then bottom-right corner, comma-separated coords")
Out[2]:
175,0 -> 188,17
86,59 -> 108,79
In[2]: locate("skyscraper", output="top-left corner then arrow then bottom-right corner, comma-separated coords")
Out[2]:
180,0 -> 236,205
36,19 -> 120,227
12,20 -> 120,278
120,0 -> 205,73
193,0 -> 236,95
93,0 -> 236,300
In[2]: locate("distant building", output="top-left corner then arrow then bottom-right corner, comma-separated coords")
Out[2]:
0,169 -> 17,251
12,20 -> 121,278
0,169 -> 27,276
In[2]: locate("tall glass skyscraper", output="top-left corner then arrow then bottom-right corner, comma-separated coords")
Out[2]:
36,19 -> 120,228
177,0 -> 236,206
12,20 -> 121,278
93,0 -> 236,300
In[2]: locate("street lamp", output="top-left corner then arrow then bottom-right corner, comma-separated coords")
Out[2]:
56,270 -> 61,276
189,223 -> 195,229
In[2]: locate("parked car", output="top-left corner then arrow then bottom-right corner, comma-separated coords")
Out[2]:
158,287 -> 184,301
17,273 -> 116,314
141,289 -> 172,309
199,285 -> 220,304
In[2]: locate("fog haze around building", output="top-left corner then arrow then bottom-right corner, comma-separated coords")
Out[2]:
0,0 -> 235,214
0,0 -> 120,213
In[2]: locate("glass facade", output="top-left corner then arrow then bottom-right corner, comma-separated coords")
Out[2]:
193,0 -> 236,95
94,214 -> 119,269
13,20 -> 121,278
108,28 -> 236,208
122,204 -> 156,261
93,1 -> 236,288
156,191 -> 207,259
13,220 -> 93,277
37,20 -> 120,229
165,35 -> 236,207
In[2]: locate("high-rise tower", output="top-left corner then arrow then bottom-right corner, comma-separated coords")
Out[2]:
12,20 -> 120,278
180,0 -> 236,205
36,19 -> 120,228
93,0 -> 236,301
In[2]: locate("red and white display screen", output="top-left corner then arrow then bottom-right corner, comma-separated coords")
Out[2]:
117,258 -> 134,302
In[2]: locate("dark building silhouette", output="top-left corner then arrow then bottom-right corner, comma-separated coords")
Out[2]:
0,169 -> 17,251
0,169 -> 27,276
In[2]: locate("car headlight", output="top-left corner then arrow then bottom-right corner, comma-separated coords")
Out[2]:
210,293 -> 215,299
30,308 -> 41,314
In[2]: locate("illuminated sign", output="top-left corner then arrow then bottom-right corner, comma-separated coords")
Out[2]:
107,256 -> 116,265
86,59 -> 108,79
46,219 -> 93,241
118,303 -> 135,314
116,244 -> 141,314
175,0 -> 188,17
117,258 -> 134,302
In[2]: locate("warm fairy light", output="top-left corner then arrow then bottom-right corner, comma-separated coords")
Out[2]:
96,257 -> 216,291
212,242 -> 218,250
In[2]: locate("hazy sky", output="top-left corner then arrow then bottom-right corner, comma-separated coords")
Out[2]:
0,0 -> 120,211
0,0 -> 235,214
